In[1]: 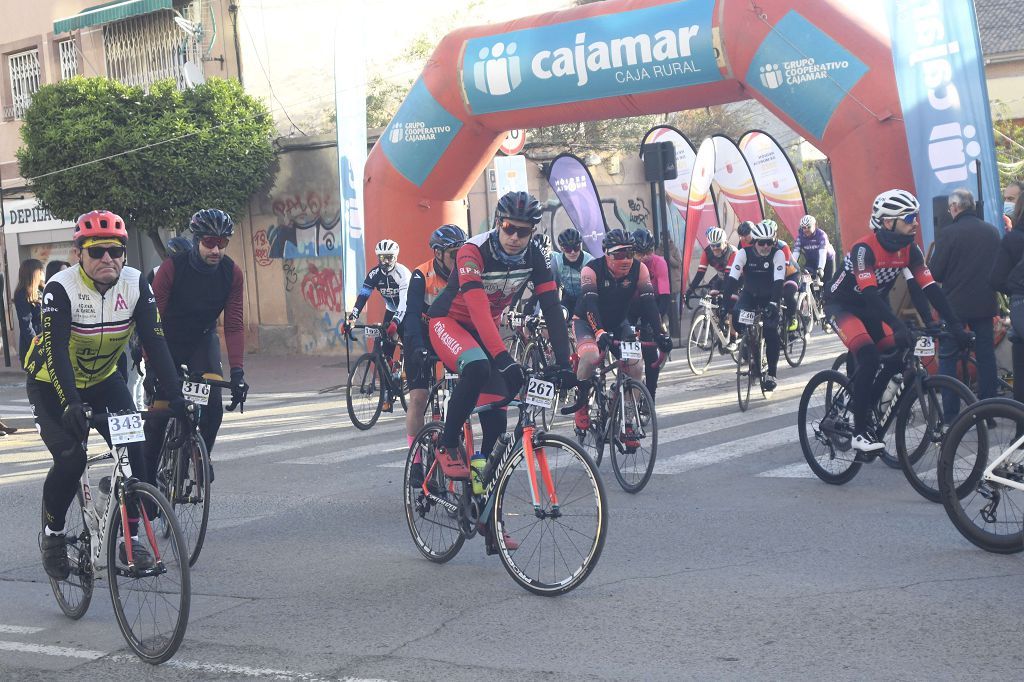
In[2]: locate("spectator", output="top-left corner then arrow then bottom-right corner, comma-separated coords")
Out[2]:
1005,180 -> 1024,232
931,188 -> 1000,414
44,260 -> 69,282
666,233 -> 682,336
13,258 -> 44,366
992,187 -> 1024,404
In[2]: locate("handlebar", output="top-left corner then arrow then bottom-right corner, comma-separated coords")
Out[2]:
471,364 -> 575,415
85,404 -> 196,428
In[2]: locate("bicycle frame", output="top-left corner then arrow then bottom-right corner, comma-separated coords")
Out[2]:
978,432 -> 1024,493
695,296 -> 732,348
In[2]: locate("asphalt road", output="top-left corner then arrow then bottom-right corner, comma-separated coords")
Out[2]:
1,333 -> 1022,680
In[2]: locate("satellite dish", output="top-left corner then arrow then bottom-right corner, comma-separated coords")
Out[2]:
182,60 -> 205,88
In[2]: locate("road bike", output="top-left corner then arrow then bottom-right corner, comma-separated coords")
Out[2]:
344,323 -> 407,429
795,271 -> 831,336
734,306 -> 774,411
779,298 -> 808,368
43,408 -> 190,664
798,325 -> 975,489
684,287 -> 738,375
404,367 -> 606,595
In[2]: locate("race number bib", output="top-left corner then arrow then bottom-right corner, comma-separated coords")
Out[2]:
914,337 -> 935,357
620,341 -> 642,360
182,380 -> 211,405
108,413 -> 145,444
443,372 -> 459,381
364,327 -> 381,339
739,310 -> 756,325
525,378 -> 556,409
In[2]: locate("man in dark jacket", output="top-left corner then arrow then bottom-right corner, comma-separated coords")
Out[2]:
931,188 -> 1001,412
991,198 -> 1024,404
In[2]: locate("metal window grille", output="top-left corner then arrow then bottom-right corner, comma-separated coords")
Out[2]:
59,39 -> 79,80
103,6 -> 201,91
6,48 -> 41,119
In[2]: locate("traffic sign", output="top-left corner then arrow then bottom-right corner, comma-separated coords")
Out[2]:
499,129 -> 526,155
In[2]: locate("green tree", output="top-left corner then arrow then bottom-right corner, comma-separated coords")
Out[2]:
994,117 -> 1024,184
17,76 -> 275,252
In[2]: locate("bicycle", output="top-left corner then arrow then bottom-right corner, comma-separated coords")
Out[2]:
734,306 -> 774,411
684,287 -> 739,375
798,325 -> 976,488
795,271 -> 831,336
779,298 -> 808,368
936,397 -> 1022,553
562,332 -> 664,493
344,323 -> 408,430
42,407 -> 190,664
404,366 -> 607,595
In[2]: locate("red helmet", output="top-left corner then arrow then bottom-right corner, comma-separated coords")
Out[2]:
74,210 -> 128,243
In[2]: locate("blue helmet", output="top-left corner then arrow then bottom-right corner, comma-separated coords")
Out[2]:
429,224 -> 466,251
631,229 -> 655,252
166,236 -> 193,257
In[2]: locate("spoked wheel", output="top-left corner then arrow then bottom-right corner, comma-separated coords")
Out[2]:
157,420 -> 211,566
686,311 -> 715,375
608,379 -> 657,493
42,493 -> 93,620
798,370 -> 862,484
896,375 -> 977,503
939,399 -> 1022,553
492,434 -> 607,595
736,338 -> 752,411
108,482 -> 190,664
404,422 -> 466,563
783,314 -> 807,367
346,353 -> 384,430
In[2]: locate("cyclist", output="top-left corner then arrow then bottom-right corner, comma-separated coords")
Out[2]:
344,239 -> 410,409
632,229 -> 671,318
144,209 -> 247,482
824,189 -> 970,453
427,191 -> 573,551
403,224 -> 465,452
685,226 -> 735,300
792,214 -> 836,284
737,220 -> 800,334
722,220 -> 787,395
24,210 -> 188,579
550,227 -> 592,315
574,229 -> 672,431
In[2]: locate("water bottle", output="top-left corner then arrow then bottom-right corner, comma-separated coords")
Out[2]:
879,376 -> 901,413
97,475 -> 112,514
471,451 -> 487,495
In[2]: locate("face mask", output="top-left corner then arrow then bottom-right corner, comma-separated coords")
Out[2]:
1005,201 -> 1016,217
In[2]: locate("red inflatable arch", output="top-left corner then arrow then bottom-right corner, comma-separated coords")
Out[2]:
365,0 -> 913,270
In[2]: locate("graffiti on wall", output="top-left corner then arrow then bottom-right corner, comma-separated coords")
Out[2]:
282,260 -> 299,292
627,197 -> 650,229
264,191 -> 342,259
300,263 -> 344,312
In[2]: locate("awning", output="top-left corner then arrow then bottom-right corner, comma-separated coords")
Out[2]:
54,0 -> 174,34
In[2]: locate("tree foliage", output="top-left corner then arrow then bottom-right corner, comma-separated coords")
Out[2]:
17,76 -> 275,244
994,117 -> 1024,184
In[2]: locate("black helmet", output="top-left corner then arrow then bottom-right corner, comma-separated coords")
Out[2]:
429,224 -> 466,251
166,236 -> 193,257
494,191 -> 543,226
602,228 -> 634,252
631,229 -> 655,252
737,221 -> 755,237
189,209 -> 234,237
557,227 -> 582,250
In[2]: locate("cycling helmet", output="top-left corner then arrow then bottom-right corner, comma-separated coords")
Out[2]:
557,227 -> 583,250
74,210 -> 128,244
429,224 -> 466,251
532,231 -> 552,257
494,190 -> 543,226
750,220 -> 777,242
799,214 -> 817,230
705,226 -> 726,246
166,236 -> 193,257
602,228 -> 634,252
871,189 -> 920,230
189,209 -> 234,238
631,229 -> 655,252
736,221 -> 755,237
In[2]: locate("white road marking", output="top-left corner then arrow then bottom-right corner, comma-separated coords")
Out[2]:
0,625 -> 44,634
655,426 -> 798,475
757,462 -> 817,478
0,640 -> 105,659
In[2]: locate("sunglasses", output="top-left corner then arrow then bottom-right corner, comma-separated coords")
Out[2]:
200,236 -> 229,249
755,239 -> 775,247
378,254 -> 396,264
499,220 -> 535,239
900,212 -> 919,224
562,246 -> 581,254
86,245 -> 126,260
608,249 -> 635,260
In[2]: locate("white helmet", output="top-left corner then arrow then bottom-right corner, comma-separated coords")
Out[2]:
705,226 -> 726,246
750,219 -> 777,241
375,239 -> 400,271
799,214 -> 817,230
871,189 -> 920,230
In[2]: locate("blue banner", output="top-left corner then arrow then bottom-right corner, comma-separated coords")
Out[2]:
462,0 -> 720,115
381,78 -> 463,187
888,0 -> 1000,245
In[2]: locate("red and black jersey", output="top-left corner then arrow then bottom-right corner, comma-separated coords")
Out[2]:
827,231 -> 935,304
576,258 -> 660,334
699,244 -> 736,275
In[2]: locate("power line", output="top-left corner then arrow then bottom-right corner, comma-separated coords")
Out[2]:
240,3 -> 307,136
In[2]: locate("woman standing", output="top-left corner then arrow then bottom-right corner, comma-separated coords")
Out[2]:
991,189 -> 1024,403
13,258 -> 44,365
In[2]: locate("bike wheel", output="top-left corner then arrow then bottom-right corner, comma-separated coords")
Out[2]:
404,422 -> 466,563
609,379 -> 657,493
736,338 -> 751,411
783,315 -> 807,367
896,375 -> 977,503
42,492 -> 93,620
798,370 -> 862,484
346,353 -> 383,430
108,481 -> 190,664
939,399 -> 1022,553
158,420 -> 211,566
686,311 -> 715,375
492,433 -> 607,595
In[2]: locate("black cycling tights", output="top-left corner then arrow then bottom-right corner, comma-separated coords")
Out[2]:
851,344 -> 903,433
441,358 -> 508,459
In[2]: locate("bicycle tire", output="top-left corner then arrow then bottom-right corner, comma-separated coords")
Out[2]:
158,420 -> 211,566
736,337 -> 751,411
42,492 -> 93,620
346,352 -> 384,430
404,422 -> 466,563
108,481 -> 190,664
799,370 -> 862,484
492,433 -> 607,595
783,314 -> 807,367
609,378 -> 657,493
686,311 -> 715,375
896,374 -> 977,503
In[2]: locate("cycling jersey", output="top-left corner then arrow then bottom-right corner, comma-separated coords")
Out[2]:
792,230 -> 836,272
402,257 -> 449,351
550,251 -> 593,299
725,245 -> 787,297
826,231 -> 935,304
352,263 -> 411,322
576,257 -> 661,334
641,253 -> 670,296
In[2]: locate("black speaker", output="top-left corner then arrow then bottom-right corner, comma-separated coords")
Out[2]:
642,141 -> 677,182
